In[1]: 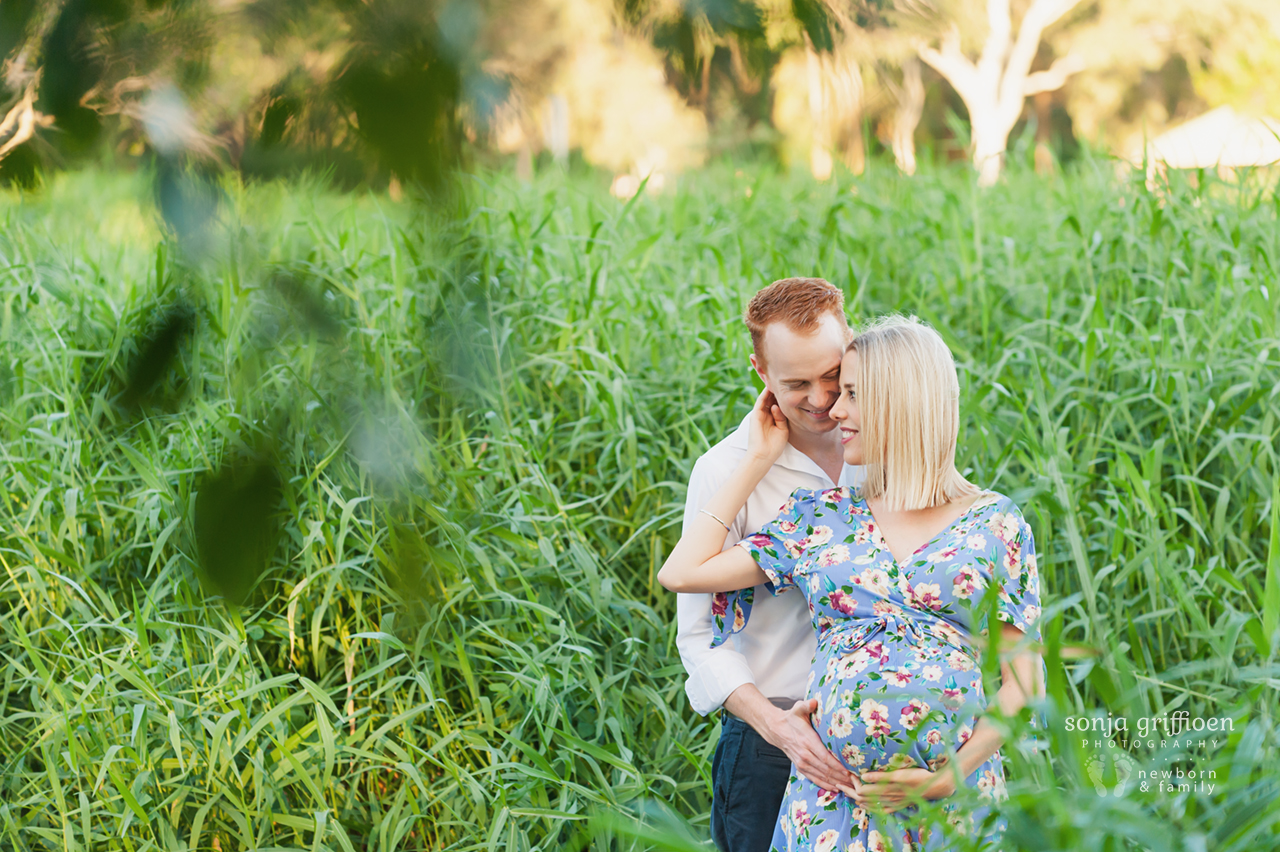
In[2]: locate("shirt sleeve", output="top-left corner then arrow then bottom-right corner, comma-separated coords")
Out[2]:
709,487 -> 814,648
980,501 -> 1043,645
673,453 -> 756,716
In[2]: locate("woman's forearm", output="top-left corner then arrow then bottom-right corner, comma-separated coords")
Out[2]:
657,453 -> 773,591
951,652 -> 1042,779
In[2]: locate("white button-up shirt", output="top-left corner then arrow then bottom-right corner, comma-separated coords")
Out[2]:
676,412 -> 865,716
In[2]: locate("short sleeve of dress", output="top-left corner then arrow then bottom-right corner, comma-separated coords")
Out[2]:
707,488 -> 814,648
981,502 -> 1043,645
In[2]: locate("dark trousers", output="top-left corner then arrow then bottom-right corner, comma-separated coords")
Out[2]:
710,713 -> 792,852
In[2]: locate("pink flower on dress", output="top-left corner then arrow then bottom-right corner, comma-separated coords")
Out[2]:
777,519 -> 798,534
1004,542 -> 1023,578
873,599 -> 904,617
899,698 -> 930,730
860,699 -> 892,738
815,788 -> 839,808
952,566 -> 983,600
941,686 -> 964,710
913,583 -> 943,610
926,728 -> 943,746
789,799 -> 810,830
827,589 -> 857,615
841,742 -> 866,768
927,546 -> 958,564
884,669 -> 913,687
711,593 -> 727,617
958,724 -> 973,744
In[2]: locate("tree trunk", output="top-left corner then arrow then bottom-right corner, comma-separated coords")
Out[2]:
805,40 -> 833,181
891,57 -> 924,175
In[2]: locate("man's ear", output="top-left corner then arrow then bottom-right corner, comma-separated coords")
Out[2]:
748,353 -> 769,390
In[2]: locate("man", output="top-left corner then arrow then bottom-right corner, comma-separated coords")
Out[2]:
677,277 -> 866,852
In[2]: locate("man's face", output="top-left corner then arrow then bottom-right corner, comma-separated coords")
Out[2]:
750,313 -> 848,439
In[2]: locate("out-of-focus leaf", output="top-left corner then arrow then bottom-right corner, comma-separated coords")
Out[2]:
120,302 -> 195,409
791,0 -> 837,53
691,0 -> 763,37
154,158 -> 221,252
336,2 -> 462,192
193,457 -> 283,606
271,271 -> 341,340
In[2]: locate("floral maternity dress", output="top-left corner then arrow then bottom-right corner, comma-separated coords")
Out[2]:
710,486 -> 1043,852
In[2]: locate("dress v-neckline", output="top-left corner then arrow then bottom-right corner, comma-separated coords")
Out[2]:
858,490 -> 998,570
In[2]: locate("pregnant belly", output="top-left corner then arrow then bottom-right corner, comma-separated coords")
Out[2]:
807,637 -> 986,776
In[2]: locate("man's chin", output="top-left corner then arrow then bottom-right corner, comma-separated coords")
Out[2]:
788,412 -> 839,433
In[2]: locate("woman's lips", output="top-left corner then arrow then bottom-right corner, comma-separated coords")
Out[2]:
840,428 -> 858,444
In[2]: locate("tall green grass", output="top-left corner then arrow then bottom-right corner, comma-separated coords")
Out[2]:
0,156 -> 1277,851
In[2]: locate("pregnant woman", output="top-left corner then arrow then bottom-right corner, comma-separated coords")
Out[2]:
659,315 -> 1045,851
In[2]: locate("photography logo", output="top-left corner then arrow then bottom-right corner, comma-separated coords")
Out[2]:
1084,750 -> 1137,797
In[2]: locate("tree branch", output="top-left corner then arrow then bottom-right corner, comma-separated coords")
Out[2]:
915,25 -> 978,108
997,0 -> 1085,126
976,0 -> 1012,93
0,87 -> 38,160
1023,53 -> 1085,96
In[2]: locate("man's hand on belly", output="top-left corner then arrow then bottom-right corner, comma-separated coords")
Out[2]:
723,684 -> 860,797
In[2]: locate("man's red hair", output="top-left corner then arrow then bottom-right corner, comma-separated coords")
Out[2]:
744,277 -> 848,368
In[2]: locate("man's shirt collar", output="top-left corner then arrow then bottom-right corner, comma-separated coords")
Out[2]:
727,411 -> 852,485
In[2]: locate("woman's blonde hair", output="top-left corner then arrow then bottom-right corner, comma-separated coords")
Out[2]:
849,314 -> 978,511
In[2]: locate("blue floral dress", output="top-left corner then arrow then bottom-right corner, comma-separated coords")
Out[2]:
710,486 -> 1043,852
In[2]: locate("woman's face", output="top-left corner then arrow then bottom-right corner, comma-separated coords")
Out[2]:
830,349 -> 862,465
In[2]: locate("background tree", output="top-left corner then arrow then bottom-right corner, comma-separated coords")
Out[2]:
906,0 -> 1087,185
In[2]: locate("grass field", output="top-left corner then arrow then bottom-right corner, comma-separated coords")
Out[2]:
1,156 -> 1278,851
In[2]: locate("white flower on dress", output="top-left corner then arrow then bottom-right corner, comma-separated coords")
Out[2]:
857,567 -> 892,596
965,534 -> 987,551
841,742 -> 866,768
868,829 -> 887,852
1023,604 -> 1041,625
922,664 -> 943,682
818,544 -> 850,567
815,829 -> 841,852
805,526 -> 834,548
837,650 -> 872,680
947,650 -> 975,672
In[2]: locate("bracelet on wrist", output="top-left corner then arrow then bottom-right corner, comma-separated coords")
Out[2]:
700,509 -> 731,532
